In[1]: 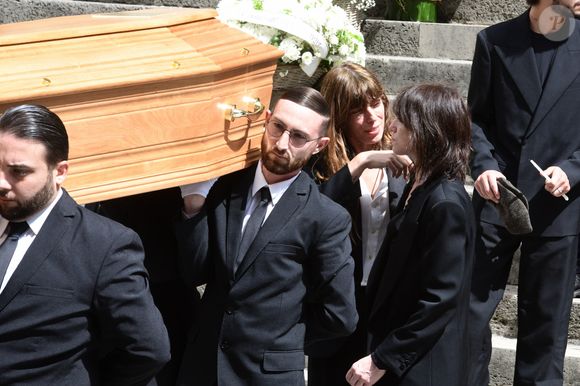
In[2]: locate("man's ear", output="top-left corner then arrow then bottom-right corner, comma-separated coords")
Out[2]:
264,109 -> 272,126
312,137 -> 330,154
53,160 -> 69,187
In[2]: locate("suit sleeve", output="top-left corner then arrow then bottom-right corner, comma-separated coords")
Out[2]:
371,201 -> 471,378
304,208 -> 358,345
469,31 -> 500,180
95,228 -> 170,385
558,148 -> 580,189
174,207 -> 211,286
317,164 -> 362,208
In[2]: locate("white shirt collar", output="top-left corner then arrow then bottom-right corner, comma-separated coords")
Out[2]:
251,160 -> 300,205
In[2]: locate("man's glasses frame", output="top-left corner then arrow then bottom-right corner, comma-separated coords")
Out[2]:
264,120 -> 322,148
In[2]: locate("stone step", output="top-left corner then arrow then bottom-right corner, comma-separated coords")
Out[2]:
0,0 -> 148,24
363,19 -> 484,60
490,335 -> 580,386
365,54 -> 472,97
491,285 -> 580,343
305,336 -> 580,385
438,0 -> 527,25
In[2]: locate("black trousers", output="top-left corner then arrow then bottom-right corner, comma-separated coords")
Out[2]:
467,222 -> 577,386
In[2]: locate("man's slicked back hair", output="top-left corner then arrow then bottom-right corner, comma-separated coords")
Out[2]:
0,104 -> 69,166
278,87 -> 331,136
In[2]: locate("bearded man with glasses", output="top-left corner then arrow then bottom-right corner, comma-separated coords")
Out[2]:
175,86 -> 358,386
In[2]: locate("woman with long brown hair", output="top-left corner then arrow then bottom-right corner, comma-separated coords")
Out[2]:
306,62 -> 411,386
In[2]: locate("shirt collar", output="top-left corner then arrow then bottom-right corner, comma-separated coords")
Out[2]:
252,160 -> 300,205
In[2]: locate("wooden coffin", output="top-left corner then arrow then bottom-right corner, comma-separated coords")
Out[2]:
0,8 -> 282,203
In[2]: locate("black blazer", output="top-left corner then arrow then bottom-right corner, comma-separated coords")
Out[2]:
366,178 -> 475,386
0,191 -> 170,385
469,10 -> 580,236
305,163 -> 406,361
175,165 -> 358,386
315,164 -> 407,287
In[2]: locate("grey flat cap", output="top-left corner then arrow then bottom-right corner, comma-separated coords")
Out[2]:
494,178 -> 533,235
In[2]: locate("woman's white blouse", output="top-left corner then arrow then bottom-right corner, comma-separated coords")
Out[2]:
359,171 -> 390,286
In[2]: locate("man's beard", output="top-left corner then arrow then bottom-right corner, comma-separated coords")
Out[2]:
261,136 -> 310,175
0,176 -> 55,221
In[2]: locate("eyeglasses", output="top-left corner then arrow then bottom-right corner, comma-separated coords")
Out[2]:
265,120 -> 321,147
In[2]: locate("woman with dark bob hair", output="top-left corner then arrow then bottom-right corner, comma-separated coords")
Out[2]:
346,84 -> 476,386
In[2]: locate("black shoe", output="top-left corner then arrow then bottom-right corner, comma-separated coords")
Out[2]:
575,274 -> 580,299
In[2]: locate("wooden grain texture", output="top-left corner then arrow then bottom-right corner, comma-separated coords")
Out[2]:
0,8 -> 282,203
0,8 -> 218,46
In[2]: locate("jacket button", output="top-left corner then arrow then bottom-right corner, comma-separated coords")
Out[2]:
220,341 -> 230,350
225,308 -> 233,315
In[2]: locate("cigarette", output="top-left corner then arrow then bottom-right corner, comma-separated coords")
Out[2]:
529,159 -> 569,201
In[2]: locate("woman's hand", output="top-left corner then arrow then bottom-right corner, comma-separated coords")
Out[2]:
345,355 -> 386,386
348,150 -> 413,181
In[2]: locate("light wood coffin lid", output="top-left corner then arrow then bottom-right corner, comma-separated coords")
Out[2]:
0,8 -> 283,203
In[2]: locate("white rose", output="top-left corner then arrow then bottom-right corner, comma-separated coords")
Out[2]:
339,44 -> 351,57
279,37 -> 303,63
301,51 -> 314,65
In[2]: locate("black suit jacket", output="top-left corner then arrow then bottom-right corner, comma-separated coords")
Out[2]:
366,178 -> 475,386
0,191 -> 170,385
175,165 -> 358,386
469,10 -> 580,236
86,188 -> 201,386
315,165 -> 407,287
305,163 -> 406,359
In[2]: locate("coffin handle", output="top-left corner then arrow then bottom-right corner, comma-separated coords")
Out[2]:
220,97 -> 265,122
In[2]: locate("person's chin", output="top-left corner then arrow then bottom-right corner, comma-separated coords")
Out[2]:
0,199 -> 16,209
264,158 -> 288,175
392,146 -> 406,156
0,207 -> 20,221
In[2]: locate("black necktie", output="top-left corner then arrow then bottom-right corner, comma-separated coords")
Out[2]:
235,187 -> 271,273
0,222 -> 29,286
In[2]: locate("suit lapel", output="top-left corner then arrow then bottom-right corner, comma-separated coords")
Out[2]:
367,215 -> 418,322
526,27 -> 580,138
225,166 -> 256,281
233,173 -> 308,281
495,11 -> 542,114
0,192 -> 75,313
386,169 -> 406,215
367,178 -> 441,322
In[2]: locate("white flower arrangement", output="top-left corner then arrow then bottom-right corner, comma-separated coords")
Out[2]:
217,0 -> 366,77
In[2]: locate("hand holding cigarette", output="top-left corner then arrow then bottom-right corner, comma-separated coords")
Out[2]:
529,160 -> 569,201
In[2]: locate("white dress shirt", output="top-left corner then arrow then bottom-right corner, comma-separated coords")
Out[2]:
0,189 -> 63,293
242,160 -> 299,233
